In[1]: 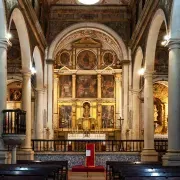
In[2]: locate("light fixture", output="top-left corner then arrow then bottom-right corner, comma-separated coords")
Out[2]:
164,34 -> 170,41
161,41 -> 167,46
138,68 -> 145,75
7,33 -> 12,40
77,0 -> 101,5
161,34 -> 170,47
31,66 -> 36,75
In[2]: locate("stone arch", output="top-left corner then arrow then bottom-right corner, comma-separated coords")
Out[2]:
145,9 -> 168,71
32,46 -> 43,89
132,46 -> 144,139
0,0 -> 7,39
133,46 -> 144,90
7,75 -> 22,85
48,22 -> 128,60
9,8 -> 31,70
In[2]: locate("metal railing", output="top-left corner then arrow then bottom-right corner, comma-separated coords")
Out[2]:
32,139 -> 168,152
2,109 -> 26,134
32,139 -> 142,152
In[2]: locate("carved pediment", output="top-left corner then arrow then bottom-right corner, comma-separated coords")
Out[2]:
72,37 -> 101,48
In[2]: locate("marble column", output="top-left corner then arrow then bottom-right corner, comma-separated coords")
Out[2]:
163,40 -> 180,166
121,60 -> 130,139
115,73 -> 122,128
21,71 -> 32,149
46,59 -> 54,139
132,89 -> 140,139
0,38 -> 9,163
141,71 -> 158,162
35,89 -> 44,139
53,74 -> 59,129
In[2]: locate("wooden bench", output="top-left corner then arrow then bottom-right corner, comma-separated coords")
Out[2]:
17,160 -> 68,180
0,164 -> 61,180
106,161 -> 180,180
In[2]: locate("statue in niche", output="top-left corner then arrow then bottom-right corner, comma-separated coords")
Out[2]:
154,98 -> 167,134
77,102 -> 97,131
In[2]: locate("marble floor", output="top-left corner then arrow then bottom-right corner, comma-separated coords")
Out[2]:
68,171 -> 106,180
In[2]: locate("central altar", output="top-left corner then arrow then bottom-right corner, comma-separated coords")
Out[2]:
67,133 -> 106,140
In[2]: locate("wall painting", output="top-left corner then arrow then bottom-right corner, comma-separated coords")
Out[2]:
60,75 -> 72,98
59,106 -> 72,128
9,89 -> 22,101
76,75 -> 97,98
101,75 -> 114,98
102,105 -> 114,128
77,50 -> 97,70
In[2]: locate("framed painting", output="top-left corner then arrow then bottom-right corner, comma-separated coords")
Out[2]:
9,89 -> 22,101
102,105 -> 114,128
76,75 -> 97,98
103,52 -> 114,66
101,75 -> 114,98
59,75 -> 72,98
59,106 -> 72,128
77,50 -> 97,70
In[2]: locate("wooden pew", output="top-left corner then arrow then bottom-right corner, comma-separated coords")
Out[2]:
17,160 -> 68,180
106,161 -> 180,180
0,164 -> 60,180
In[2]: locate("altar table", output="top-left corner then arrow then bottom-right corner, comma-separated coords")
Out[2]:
67,133 -> 106,140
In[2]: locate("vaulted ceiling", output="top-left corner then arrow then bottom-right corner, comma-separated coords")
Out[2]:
47,0 -> 131,5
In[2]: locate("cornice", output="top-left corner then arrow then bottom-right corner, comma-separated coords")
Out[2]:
129,0 -> 159,53
19,0 -> 47,53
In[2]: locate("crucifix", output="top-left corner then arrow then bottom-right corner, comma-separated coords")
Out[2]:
116,113 -> 124,151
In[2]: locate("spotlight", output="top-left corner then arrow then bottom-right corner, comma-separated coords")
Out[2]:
138,68 -> 145,75
7,33 -> 12,40
31,67 -> 36,75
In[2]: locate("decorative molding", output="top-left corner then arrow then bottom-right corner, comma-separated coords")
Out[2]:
19,0 -> 47,52
129,0 -> 159,53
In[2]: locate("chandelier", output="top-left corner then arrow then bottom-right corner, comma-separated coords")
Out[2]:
77,0 -> 102,5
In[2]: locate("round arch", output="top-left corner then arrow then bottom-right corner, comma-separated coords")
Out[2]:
7,75 -> 22,85
9,8 -> 31,70
48,22 -> 128,60
145,9 -> 168,71
133,46 -> 144,90
33,46 -> 43,89
0,0 -> 7,39
132,46 -> 144,139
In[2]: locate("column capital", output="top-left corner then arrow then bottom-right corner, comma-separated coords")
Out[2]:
97,74 -> 101,79
0,38 -> 11,49
54,74 -> 59,79
168,38 -> 180,50
21,69 -> 32,77
35,88 -> 45,93
72,74 -> 76,78
144,71 -> 154,79
121,60 -> 130,65
46,59 -> 54,64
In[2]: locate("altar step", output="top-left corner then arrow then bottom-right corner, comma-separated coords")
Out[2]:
68,171 -> 106,180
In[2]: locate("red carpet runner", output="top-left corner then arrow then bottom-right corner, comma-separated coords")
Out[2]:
72,165 -> 105,172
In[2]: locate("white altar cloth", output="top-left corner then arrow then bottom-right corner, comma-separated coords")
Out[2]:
67,133 -> 106,140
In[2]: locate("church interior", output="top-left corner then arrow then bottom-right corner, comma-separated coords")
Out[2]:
1,0 -> 180,179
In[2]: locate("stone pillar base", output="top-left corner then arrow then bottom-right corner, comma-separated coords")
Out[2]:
141,149 -> 158,162
162,151 -> 180,166
17,149 -> 34,160
0,151 -> 10,164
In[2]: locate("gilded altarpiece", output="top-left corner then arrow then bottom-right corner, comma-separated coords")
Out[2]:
53,37 -> 122,139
